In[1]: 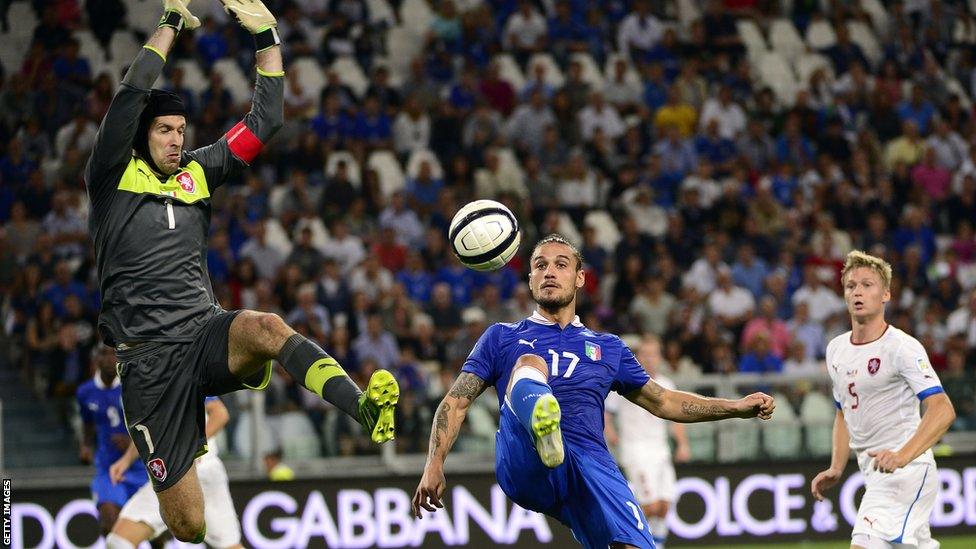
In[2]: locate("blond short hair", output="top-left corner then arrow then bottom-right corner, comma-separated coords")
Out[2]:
841,250 -> 893,289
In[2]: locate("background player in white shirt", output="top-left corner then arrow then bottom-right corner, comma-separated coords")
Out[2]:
811,251 -> 956,549
605,334 -> 691,549
105,397 -> 243,549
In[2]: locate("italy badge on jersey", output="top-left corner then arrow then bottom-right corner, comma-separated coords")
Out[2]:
585,341 -> 601,361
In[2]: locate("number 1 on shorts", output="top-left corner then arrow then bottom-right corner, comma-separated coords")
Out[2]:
134,424 -> 155,454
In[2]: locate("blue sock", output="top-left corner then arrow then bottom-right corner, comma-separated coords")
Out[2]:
509,378 -> 552,437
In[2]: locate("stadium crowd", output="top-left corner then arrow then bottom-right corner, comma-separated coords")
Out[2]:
1,0 -> 976,460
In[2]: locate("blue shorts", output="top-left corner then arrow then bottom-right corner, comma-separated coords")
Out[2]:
91,469 -> 147,508
495,408 -> 656,549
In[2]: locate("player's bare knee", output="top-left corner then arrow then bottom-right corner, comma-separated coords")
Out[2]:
167,513 -> 205,542
255,312 -> 293,345
514,354 -> 547,376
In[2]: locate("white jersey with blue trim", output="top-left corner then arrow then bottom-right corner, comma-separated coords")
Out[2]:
826,325 -> 944,462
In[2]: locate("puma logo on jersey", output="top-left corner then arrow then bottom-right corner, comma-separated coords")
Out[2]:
518,338 -> 538,349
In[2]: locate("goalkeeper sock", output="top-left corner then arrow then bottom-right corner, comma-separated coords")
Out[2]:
508,367 -> 552,437
278,334 -> 361,419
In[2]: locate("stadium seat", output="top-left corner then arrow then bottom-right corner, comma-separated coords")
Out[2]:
232,410 -> 274,458
175,59 -> 210,95
795,52 -> 834,85
109,32 -> 143,74
494,147 -> 525,180
385,25 -> 425,80
756,51 -> 798,106
0,34 -> 32,80
330,56 -> 369,98
860,0 -> 890,35
123,0 -> 158,35
293,216 -> 331,252
367,150 -> 407,199
493,54 -> 527,91
805,19 -> 837,50
292,58 -> 327,102
762,394 -> 802,459
276,411 -> 322,459
366,0 -> 397,27
603,53 -> 643,87
552,212 -> 582,246
800,391 -> 837,457
769,19 -> 806,63
947,78 -> 973,109
399,0 -> 434,36
528,53 -> 566,88
847,21 -> 882,67
675,0 -> 701,28
406,149 -> 445,179
583,211 -> 622,251
325,151 -> 363,187
717,420 -> 761,462
263,218 -> 295,257
686,422 -> 716,461
736,19 -> 768,60
570,52 -> 605,90
75,30 -> 106,64
213,58 -> 254,104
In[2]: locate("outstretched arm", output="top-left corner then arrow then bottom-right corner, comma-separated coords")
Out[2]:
412,372 -> 488,518
626,378 -> 775,423
85,1 -> 200,203
192,0 -> 283,186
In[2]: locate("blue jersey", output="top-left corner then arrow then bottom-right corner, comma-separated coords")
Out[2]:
76,376 -> 146,481
462,312 -> 650,459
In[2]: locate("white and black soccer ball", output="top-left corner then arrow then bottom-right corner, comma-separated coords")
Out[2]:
448,200 -> 521,272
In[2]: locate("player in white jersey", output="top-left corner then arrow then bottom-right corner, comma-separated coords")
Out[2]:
605,335 -> 691,549
105,397 -> 243,549
811,251 -> 956,549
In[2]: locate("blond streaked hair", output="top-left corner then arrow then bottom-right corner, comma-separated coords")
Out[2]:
841,250 -> 893,289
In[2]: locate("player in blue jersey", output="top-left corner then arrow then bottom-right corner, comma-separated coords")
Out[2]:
412,235 -> 776,548
77,346 -> 148,536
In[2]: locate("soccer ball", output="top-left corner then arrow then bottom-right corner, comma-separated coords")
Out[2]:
449,200 -> 521,272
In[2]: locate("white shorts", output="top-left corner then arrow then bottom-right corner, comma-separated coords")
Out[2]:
852,454 -> 939,548
119,457 -> 241,548
621,456 -> 676,504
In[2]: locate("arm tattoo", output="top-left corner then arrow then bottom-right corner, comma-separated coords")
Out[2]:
681,400 -> 725,418
429,401 -> 452,458
448,372 -> 488,401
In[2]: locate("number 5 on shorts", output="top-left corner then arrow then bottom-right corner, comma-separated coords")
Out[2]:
134,424 -> 155,454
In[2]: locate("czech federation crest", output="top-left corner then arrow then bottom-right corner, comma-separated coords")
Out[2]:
868,357 -> 881,375
177,171 -> 195,193
148,458 -> 168,482
584,341 -> 601,361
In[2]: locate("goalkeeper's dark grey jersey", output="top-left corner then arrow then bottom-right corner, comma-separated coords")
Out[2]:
84,47 -> 283,346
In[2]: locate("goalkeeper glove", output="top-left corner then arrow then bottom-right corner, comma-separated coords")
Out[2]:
220,0 -> 277,33
159,0 -> 200,31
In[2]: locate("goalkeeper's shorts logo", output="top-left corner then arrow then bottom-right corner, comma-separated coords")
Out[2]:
177,171 -> 196,193
148,458 -> 168,482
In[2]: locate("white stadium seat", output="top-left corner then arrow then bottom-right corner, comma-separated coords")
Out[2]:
493,54 -> 526,90
800,392 -> 837,457
293,216 -> 331,252
367,150 -> 407,199
795,52 -> 833,85
326,151 -> 363,187
276,411 -> 321,459
860,0 -> 890,36
603,53 -> 642,87
406,149 -> 445,179
736,19 -> 768,60
399,0 -> 434,35
769,18 -> 805,63
686,422 -> 716,461
756,51 -> 798,106
175,59 -> 209,95
528,53 -> 565,88
762,394 -> 802,459
583,210 -> 621,251
213,58 -> 254,104
675,0 -> 701,28
717,420 -> 761,462
292,58 -> 327,102
330,56 -> 369,98
385,25 -> 425,81
805,18 -> 837,50
366,0 -> 397,27
109,32 -> 143,74
570,52 -> 605,90
263,218 -> 294,257
847,21 -> 882,67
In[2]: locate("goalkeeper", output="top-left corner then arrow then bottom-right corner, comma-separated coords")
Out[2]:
88,2 -> 399,545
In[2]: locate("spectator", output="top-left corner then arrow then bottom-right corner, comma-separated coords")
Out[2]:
503,0 -> 546,67
616,0 -> 663,62
629,277 -> 675,337
741,296 -> 791,359
321,220 -> 366,275
240,221 -> 286,280
392,94 -> 431,156
603,58 -> 642,113
946,290 -> 976,349
378,190 -> 426,248
578,91 -> 624,142
738,333 -> 784,374
349,255 -> 393,302
791,265 -> 844,325
506,89 -> 556,155
286,283 -> 331,342
474,149 -> 528,200
708,267 -> 756,334
699,85 -> 746,139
